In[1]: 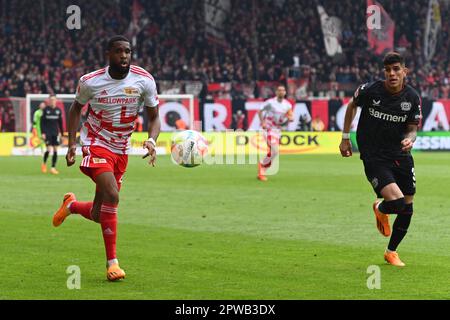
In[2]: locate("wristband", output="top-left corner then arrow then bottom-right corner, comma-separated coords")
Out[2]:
342,132 -> 350,140
146,138 -> 156,147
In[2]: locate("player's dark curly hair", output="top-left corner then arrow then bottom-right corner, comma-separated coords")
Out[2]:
383,52 -> 405,66
107,35 -> 130,50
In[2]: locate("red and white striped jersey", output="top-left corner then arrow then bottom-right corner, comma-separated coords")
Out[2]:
75,65 -> 159,154
260,97 -> 292,129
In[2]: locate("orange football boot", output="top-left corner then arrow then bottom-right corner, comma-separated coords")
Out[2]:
41,163 -> 47,173
50,167 -> 59,175
52,193 -> 76,227
384,251 -> 406,267
373,200 -> 391,237
257,163 -> 268,181
107,264 -> 126,281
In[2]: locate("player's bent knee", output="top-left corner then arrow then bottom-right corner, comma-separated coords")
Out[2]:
404,195 -> 414,204
402,203 -> 413,215
380,197 -> 405,213
91,208 -> 101,222
103,189 -> 119,205
390,197 -> 405,212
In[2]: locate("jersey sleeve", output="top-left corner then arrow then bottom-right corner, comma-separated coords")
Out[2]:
407,95 -> 422,125
143,78 -> 159,108
352,83 -> 369,107
285,101 -> 293,114
75,79 -> 93,105
260,100 -> 271,111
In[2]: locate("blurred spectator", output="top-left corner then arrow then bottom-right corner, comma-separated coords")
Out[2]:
232,110 -> 247,130
311,116 -> 325,132
0,104 -> 16,132
297,114 -> 311,131
329,115 -> 337,132
0,0 -> 449,98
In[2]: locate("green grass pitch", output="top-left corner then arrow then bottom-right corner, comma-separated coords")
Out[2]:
0,153 -> 449,299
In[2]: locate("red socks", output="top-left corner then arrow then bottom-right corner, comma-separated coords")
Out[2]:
69,201 -> 118,262
100,203 -> 118,261
69,201 -> 94,221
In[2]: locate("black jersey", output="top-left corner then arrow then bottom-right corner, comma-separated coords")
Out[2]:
41,106 -> 63,136
353,80 -> 422,161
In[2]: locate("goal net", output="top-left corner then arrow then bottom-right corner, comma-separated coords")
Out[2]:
24,93 -> 196,155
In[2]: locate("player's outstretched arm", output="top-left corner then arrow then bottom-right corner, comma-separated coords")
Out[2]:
401,124 -> 418,152
143,106 -> 160,166
66,101 -> 84,166
339,98 -> 358,157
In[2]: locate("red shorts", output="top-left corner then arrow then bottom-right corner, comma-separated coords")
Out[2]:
264,128 -> 281,147
80,145 -> 128,191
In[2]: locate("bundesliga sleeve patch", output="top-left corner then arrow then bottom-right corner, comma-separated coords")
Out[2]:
354,83 -> 368,98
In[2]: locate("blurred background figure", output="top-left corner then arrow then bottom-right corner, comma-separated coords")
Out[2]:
311,116 -> 325,132
232,110 -> 247,130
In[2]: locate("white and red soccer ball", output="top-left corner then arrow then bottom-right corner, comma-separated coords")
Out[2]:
171,130 -> 208,168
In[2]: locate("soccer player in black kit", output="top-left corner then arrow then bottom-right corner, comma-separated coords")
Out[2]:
41,95 -> 63,174
339,52 -> 422,267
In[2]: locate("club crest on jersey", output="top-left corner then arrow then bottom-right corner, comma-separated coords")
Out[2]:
124,87 -> 139,95
372,99 -> 381,106
371,178 -> 379,189
401,102 -> 412,111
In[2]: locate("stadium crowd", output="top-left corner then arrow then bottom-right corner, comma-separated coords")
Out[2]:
0,0 -> 449,99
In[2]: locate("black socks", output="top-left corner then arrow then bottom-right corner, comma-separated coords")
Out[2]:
388,203 -> 413,251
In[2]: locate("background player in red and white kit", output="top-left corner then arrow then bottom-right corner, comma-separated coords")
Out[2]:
257,85 -> 293,181
51,35 -> 161,281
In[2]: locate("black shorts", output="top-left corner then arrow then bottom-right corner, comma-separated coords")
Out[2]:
363,157 -> 416,198
45,135 -> 60,146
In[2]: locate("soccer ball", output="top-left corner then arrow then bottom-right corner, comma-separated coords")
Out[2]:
171,130 -> 208,167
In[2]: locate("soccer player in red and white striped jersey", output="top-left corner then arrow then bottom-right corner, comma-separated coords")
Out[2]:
51,35 -> 161,281
257,85 -> 293,181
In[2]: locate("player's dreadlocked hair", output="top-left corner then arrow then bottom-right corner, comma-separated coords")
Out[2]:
383,52 -> 405,66
107,35 -> 130,50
